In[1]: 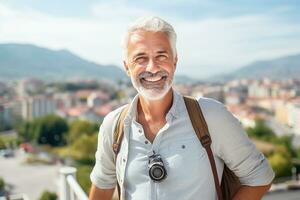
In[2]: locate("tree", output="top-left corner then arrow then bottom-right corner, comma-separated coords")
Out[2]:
33,115 -> 68,146
77,165 -> 93,194
71,134 -> 98,164
39,191 -> 57,200
271,135 -> 296,158
246,119 -> 276,141
268,147 -> 293,178
68,120 -> 98,144
18,121 -> 35,142
0,137 -> 6,149
0,177 -> 5,191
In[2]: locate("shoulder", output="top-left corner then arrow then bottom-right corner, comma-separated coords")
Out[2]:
196,96 -> 243,138
100,104 -> 129,137
197,96 -> 228,118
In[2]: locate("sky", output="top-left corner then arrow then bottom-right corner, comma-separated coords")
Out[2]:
0,0 -> 300,79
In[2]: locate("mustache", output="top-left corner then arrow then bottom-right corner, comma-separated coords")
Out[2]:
138,70 -> 169,79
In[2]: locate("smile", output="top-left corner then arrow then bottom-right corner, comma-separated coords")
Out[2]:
141,76 -> 167,83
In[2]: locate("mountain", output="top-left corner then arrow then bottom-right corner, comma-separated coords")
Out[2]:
208,54 -> 300,82
0,43 -> 127,81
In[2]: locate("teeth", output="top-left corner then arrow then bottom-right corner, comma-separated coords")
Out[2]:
144,76 -> 163,82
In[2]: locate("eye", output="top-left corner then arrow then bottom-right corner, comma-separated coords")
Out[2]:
135,56 -> 148,64
157,54 -> 168,61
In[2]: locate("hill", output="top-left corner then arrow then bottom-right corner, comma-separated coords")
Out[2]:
0,43 -> 126,81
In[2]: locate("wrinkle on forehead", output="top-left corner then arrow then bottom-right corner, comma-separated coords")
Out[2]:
127,30 -> 172,58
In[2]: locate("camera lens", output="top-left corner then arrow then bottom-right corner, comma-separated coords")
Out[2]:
149,164 -> 167,181
153,167 -> 163,178
148,153 -> 167,182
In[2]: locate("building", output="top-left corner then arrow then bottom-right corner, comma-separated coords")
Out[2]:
54,92 -> 78,110
0,103 -> 13,129
21,95 -> 56,120
87,91 -> 110,108
288,100 -> 300,135
17,78 -> 44,97
192,85 -> 224,103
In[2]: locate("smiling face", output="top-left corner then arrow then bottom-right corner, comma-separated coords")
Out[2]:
123,30 -> 178,101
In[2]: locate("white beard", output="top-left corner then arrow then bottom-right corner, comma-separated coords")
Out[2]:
131,72 -> 173,101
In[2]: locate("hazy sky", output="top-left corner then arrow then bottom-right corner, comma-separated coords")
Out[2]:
0,0 -> 300,78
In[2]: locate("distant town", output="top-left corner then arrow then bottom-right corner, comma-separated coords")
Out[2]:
1,77 -> 299,137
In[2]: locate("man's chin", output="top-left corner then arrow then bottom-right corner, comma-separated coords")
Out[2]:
137,88 -> 171,101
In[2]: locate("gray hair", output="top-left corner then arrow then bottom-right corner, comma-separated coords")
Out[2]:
122,16 -> 177,61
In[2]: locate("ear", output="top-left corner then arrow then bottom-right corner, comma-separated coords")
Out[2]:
174,54 -> 178,70
123,60 -> 131,77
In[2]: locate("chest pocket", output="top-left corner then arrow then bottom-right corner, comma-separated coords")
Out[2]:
168,136 -> 206,158
164,136 -> 209,186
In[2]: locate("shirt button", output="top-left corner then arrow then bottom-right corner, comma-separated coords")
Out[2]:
145,141 -> 149,144
138,129 -> 142,133
123,158 -> 126,162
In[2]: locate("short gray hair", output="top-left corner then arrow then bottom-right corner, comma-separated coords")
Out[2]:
122,16 -> 177,61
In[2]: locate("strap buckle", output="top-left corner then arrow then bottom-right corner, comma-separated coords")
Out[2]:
200,135 -> 211,148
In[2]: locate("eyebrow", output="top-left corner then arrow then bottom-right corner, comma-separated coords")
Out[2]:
133,52 -> 147,58
156,50 -> 168,54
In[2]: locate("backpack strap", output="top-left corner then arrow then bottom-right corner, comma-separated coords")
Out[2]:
112,104 -> 130,200
113,105 -> 130,155
183,96 -> 223,200
112,98 -> 224,200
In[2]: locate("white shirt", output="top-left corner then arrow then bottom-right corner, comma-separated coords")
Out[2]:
90,90 -> 274,200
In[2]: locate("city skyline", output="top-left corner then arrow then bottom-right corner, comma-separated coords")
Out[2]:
0,0 -> 300,78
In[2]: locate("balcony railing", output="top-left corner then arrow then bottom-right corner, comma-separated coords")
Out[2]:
59,167 -> 88,200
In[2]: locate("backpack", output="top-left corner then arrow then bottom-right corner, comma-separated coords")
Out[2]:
112,96 -> 241,200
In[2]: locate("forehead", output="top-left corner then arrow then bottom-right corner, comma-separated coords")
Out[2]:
127,30 -> 171,55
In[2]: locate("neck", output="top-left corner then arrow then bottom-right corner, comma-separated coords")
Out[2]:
137,89 -> 173,122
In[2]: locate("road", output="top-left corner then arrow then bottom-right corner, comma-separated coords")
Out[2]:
0,150 -> 61,200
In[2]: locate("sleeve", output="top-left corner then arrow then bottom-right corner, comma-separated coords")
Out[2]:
206,100 -> 275,186
90,116 -> 117,189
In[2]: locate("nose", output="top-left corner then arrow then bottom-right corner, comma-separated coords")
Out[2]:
146,58 -> 160,74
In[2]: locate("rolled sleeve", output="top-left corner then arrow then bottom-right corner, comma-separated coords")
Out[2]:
90,116 -> 118,189
202,98 -> 275,186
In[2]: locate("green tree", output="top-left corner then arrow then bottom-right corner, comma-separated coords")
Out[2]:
18,121 -> 35,142
268,147 -> 293,178
39,191 -> 57,200
77,165 -> 93,194
246,119 -> 276,141
0,177 -> 5,191
34,115 -> 68,146
271,135 -> 296,158
0,137 -> 6,149
71,134 -> 98,164
68,120 -> 98,144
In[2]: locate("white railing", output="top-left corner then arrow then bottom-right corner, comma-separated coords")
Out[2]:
59,167 -> 88,200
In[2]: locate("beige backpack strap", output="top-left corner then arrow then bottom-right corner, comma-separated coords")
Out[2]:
112,104 -> 130,200
113,105 -> 130,155
183,96 -> 223,200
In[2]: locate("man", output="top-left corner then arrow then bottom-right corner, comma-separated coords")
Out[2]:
89,16 -> 274,200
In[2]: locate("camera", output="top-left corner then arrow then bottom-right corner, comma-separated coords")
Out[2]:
148,153 -> 167,182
